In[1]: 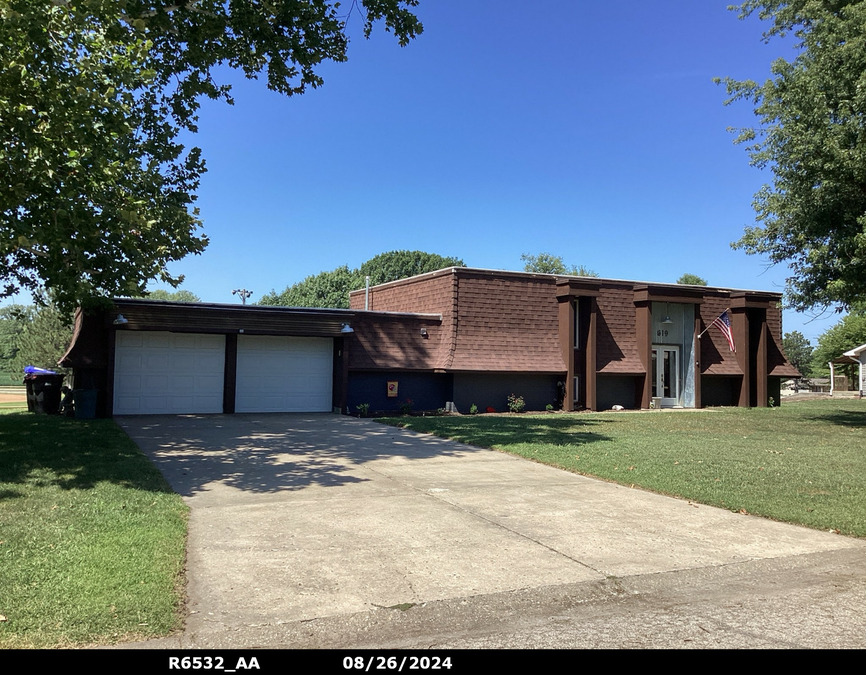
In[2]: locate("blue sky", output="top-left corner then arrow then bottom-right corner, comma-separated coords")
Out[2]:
13,1 -> 849,342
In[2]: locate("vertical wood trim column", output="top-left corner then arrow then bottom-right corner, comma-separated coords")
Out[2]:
223,333 -> 237,414
732,308 -> 750,407
586,298 -> 598,411
340,337 -> 350,414
756,315 -> 768,407
558,298 -> 575,411
693,313 -> 702,409
635,301 -> 652,409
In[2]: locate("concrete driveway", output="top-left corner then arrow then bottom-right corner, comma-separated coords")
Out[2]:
117,413 -> 866,649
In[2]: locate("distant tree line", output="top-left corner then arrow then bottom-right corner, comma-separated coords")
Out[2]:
783,305 -> 866,380
260,251 -> 465,309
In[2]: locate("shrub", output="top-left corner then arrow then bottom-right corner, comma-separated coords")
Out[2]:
469,403 -> 478,415
356,403 -> 370,418
399,398 -> 414,415
507,393 -> 525,414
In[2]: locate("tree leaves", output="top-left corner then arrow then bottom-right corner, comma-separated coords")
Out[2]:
676,273 -> 708,286
1,1 -> 423,312
260,250 -> 464,308
721,1 -> 866,311
520,252 -> 599,277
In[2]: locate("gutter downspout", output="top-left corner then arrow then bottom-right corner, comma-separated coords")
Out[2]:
365,276 -> 370,311
829,361 -> 835,396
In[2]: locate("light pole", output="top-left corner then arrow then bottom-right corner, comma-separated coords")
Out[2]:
232,288 -> 253,305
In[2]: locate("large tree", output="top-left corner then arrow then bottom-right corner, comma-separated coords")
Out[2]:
4,292 -> 74,374
810,306 -> 866,378
260,265 -> 362,309
1,1 -> 422,312
359,250 -> 464,286
0,303 -> 33,373
260,251 -> 464,309
520,253 -> 599,277
676,273 -> 708,286
719,1 -> 866,311
781,330 -> 813,378
147,289 -> 201,302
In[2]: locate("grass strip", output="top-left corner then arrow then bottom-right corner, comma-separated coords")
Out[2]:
0,411 -> 188,648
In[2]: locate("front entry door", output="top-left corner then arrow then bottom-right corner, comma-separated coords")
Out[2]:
652,345 -> 679,407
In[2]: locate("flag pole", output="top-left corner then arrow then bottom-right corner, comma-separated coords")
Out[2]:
698,308 -> 732,339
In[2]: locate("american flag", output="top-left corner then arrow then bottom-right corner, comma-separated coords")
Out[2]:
712,310 -> 736,352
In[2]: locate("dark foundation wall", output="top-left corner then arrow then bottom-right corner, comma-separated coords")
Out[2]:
451,373 -> 560,413
347,371 -> 453,415
768,377 -> 782,407
596,374 -> 641,411
701,376 -> 742,407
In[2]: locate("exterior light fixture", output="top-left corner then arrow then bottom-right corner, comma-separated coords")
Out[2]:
340,323 -> 354,334
420,328 -> 428,337
662,316 -> 674,325
232,288 -> 253,305
113,314 -> 129,325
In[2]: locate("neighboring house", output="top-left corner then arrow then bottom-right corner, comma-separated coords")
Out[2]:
807,378 -> 832,394
830,343 -> 866,396
60,267 -> 799,416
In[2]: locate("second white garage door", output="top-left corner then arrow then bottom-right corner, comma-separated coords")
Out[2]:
235,335 -> 333,413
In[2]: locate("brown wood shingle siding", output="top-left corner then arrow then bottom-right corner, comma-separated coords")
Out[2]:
349,314 -> 444,370
449,271 -> 565,372
350,271 -> 455,370
596,285 -> 644,374
699,295 -> 743,375
766,304 -> 801,377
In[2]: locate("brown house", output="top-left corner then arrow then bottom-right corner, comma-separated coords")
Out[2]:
61,267 -> 799,416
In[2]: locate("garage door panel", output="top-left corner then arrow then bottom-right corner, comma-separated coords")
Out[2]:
114,332 -> 225,415
235,335 -> 333,413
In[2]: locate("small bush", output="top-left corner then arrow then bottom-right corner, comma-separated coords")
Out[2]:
545,403 -> 554,412
356,403 -> 370,418
469,403 -> 478,415
507,393 -> 525,414
399,398 -> 414,415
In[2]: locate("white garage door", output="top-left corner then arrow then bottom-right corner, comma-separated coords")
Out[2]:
235,335 -> 333,413
114,332 -> 225,415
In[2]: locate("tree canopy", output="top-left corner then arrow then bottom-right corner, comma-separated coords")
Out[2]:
0,303 -> 32,370
1,1 -> 422,312
0,291 -> 73,374
359,250 -> 463,286
260,265 -> 361,309
520,253 -> 599,277
260,251 -> 464,309
810,306 -> 866,377
146,289 -> 201,303
719,1 -> 866,311
676,273 -> 708,286
781,330 -> 813,378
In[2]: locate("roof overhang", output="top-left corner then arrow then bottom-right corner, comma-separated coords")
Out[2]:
843,343 -> 866,358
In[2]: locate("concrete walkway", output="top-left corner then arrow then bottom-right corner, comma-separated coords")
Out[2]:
117,413 -> 866,649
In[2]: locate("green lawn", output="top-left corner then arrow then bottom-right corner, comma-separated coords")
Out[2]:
0,373 -> 23,386
0,409 -> 188,648
379,399 -> 866,538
